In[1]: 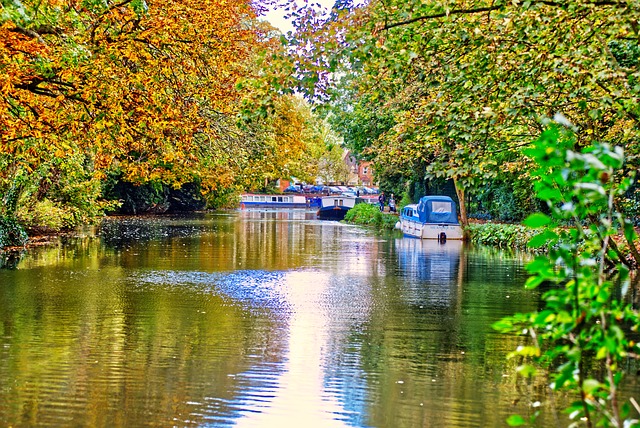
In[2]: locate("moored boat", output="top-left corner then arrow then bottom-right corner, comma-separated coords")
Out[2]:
317,195 -> 360,220
241,194 -> 308,208
396,195 -> 463,240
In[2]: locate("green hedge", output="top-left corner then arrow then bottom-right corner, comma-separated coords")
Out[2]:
0,216 -> 28,249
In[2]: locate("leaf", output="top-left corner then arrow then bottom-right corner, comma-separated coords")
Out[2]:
506,415 -> 527,426
582,379 -> 601,394
524,275 -> 545,289
527,231 -> 551,248
523,213 -> 551,228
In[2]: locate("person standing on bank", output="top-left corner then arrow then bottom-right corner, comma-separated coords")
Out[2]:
389,194 -> 396,213
378,192 -> 386,211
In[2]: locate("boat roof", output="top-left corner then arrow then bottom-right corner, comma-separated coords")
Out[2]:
419,195 -> 456,203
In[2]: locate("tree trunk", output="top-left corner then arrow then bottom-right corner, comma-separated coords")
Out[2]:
453,177 -> 470,241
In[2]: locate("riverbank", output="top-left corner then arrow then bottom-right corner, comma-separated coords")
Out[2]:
466,222 -> 534,251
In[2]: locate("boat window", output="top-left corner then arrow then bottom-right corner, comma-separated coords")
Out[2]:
432,201 -> 452,213
278,197 -> 283,202
272,196 -> 277,202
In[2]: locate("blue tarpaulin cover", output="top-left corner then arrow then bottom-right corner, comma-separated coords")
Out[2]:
416,196 -> 459,224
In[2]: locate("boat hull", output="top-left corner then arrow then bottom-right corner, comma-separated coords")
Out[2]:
317,206 -> 350,220
398,217 -> 463,240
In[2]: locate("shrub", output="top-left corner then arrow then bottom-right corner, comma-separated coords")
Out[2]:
344,202 -> 382,224
467,222 -> 534,251
0,216 -> 28,249
494,127 -> 640,427
16,199 -> 76,231
344,202 -> 398,230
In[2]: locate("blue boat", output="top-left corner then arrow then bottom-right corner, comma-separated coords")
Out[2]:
396,195 -> 463,240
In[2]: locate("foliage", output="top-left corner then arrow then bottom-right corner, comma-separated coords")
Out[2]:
1,0 -> 334,227
620,184 -> 640,226
344,202 -> 397,229
467,223 -> 534,252
285,0 -> 640,229
398,191 -> 412,212
493,127 -> 640,427
317,140 -> 350,185
15,199 -> 77,231
470,179 -> 543,222
243,95 -> 334,191
0,215 -> 28,248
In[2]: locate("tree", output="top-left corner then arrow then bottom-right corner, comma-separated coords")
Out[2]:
0,0 -> 317,225
285,0 -> 640,226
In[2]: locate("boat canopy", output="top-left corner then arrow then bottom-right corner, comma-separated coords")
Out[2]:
416,196 -> 459,224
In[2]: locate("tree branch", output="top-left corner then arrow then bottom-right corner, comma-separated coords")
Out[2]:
382,1 -> 626,30
383,6 -> 502,30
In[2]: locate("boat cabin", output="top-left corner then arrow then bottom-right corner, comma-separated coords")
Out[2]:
416,196 -> 459,225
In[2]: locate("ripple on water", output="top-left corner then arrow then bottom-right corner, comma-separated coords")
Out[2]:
132,270 -> 294,314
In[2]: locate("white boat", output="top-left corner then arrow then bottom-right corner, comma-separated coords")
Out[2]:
396,196 -> 463,241
240,194 -> 308,208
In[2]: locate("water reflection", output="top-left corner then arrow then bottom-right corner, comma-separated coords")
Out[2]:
0,249 -> 25,269
0,212 -> 619,427
394,238 -> 463,308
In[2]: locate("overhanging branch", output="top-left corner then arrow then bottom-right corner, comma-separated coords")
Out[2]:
383,1 -> 626,30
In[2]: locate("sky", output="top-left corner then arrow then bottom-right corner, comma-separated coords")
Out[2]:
264,0 -> 337,34
264,7 -> 294,33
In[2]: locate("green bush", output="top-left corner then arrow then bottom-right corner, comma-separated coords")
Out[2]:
0,216 -> 28,249
344,202 -> 381,224
398,192 -> 412,211
16,199 -> 77,231
494,127 -> 640,427
344,202 -> 398,230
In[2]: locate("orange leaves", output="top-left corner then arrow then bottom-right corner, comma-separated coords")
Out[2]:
1,0 -> 279,201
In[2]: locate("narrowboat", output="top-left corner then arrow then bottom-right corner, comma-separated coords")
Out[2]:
240,194 -> 308,208
317,195 -> 360,220
396,196 -> 463,241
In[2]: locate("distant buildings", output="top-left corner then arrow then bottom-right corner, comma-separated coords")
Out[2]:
344,150 -> 374,187
357,161 -> 374,187
277,150 -> 375,191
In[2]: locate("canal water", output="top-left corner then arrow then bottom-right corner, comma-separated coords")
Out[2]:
0,210 -> 633,427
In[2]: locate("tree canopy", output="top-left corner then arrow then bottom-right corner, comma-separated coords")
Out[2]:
0,0 -> 338,228
286,0 -> 640,223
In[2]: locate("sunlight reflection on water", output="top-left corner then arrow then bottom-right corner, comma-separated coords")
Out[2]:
135,268 -> 374,426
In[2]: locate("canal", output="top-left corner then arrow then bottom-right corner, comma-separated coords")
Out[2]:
0,209 -> 629,427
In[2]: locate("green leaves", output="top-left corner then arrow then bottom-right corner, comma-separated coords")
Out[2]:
523,213 -> 551,228
527,230 -> 557,249
495,128 -> 640,427
506,414 -> 526,426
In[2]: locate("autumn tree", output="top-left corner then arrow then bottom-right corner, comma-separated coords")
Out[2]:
1,0 -> 314,227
